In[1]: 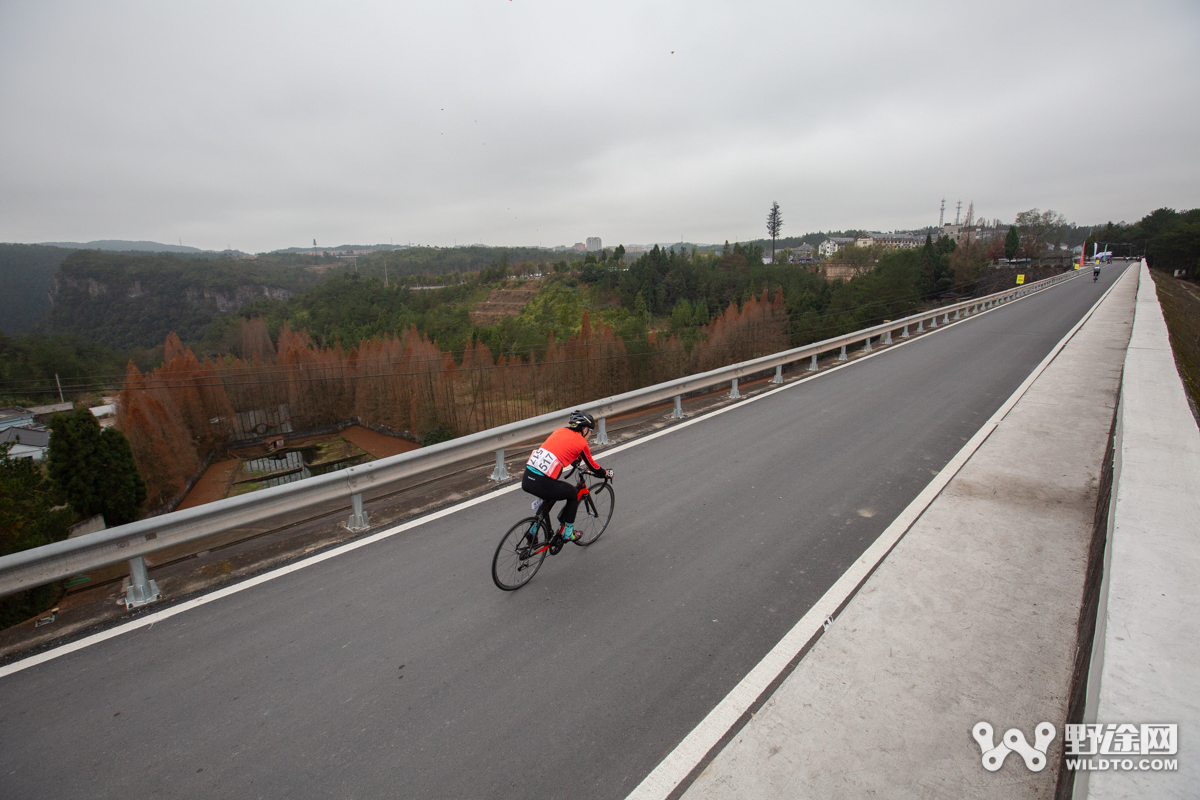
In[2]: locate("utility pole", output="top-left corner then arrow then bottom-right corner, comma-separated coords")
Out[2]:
55,373 -> 65,404
939,199 -> 945,229
955,200 -> 962,226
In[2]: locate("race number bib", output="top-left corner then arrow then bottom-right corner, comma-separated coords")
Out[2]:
527,447 -> 561,475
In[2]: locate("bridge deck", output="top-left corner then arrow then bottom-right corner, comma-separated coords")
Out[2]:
0,265 -> 1132,798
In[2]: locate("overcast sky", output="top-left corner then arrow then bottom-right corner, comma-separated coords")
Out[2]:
1,1 -> 1197,252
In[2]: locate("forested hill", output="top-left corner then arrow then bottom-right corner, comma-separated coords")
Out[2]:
314,245 -> 579,283
0,244 -> 77,335
42,250 -> 326,350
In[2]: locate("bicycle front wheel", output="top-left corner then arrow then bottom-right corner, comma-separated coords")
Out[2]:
573,482 -> 614,546
492,517 -> 547,591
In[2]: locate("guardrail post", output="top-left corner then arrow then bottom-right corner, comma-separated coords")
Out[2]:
771,364 -> 783,384
862,336 -> 872,353
347,492 -> 371,530
901,324 -> 909,338
942,313 -> 950,324
929,315 -> 937,328
916,319 -> 924,332
125,556 -> 161,609
490,449 -> 510,482
595,417 -> 610,445
808,354 -> 818,371
883,329 -> 892,344
838,345 -> 848,361
729,378 -> 741,399
953,309 -> 960,320
672,395 -> 684,418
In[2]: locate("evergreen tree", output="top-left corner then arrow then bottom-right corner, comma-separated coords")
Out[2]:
670,298 -> 693,330
97,427 -> 147,525
47,409 -> 146,525
0,441 -> 74,628
766,202 -> 783,262
633,291 -> 649,322
0,442 -> 73,558
47,409 -> 105,519
1005,226 -> 1020,259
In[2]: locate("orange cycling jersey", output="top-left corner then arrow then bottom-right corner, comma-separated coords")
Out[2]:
526,428 -> 601,479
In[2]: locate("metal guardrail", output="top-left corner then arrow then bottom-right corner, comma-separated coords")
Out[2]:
0,269 -> 1078,606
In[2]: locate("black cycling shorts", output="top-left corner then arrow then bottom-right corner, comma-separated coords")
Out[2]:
522,467 -> 586,525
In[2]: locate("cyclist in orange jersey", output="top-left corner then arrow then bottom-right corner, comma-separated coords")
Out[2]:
522,410 -> 613,542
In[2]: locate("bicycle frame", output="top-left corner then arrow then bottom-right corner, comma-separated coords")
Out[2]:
528,460 -> 605,553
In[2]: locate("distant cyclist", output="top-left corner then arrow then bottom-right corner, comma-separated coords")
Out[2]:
1093,263 -> 1101,282
523,411 -> 613,542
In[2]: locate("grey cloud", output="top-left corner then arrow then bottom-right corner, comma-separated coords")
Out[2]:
1,0 -> 1197,251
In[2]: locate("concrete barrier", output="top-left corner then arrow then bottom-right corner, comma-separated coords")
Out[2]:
1078,261 -> 1200,798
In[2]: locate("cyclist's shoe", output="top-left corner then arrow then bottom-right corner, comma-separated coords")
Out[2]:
561,524 -> 578,542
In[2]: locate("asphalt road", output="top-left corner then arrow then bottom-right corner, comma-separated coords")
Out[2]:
0,265 -> 1127,799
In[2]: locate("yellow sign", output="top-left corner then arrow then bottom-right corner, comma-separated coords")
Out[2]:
1016,274 -> 1025,285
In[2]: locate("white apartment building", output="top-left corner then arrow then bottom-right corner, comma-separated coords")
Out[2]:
585,237 -> 602,251
818,237 -> 856,257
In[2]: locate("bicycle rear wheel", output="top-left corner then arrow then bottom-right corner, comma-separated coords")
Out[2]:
492,517 -> 547,591
573,482 -> 614,546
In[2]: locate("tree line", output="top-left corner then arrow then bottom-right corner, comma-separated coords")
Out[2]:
1085,207 -> 1200,275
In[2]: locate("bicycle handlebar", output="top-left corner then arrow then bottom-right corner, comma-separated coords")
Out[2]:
562,457 -> 612,484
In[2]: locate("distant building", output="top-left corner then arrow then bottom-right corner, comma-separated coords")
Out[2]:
0,426 -> 49,461
26,402 -> 73,417
856,233 -> 922,250
819,263 -> 872,281
796,242 -> 816,260
90,403 -> 118,428
0,407 -> 34,432
938,224 -> 989,246
585,237 -> 602,251
572,242 -> 587,252
818,237 -> 856,257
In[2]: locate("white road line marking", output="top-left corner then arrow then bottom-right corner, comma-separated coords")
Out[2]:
623,267 -> 1129,800
0,270 -> 1089,681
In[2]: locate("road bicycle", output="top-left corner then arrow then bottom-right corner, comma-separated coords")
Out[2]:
491,459 -> 615,591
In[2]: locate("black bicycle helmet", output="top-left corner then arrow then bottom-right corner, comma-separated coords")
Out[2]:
567,410 -> 596,432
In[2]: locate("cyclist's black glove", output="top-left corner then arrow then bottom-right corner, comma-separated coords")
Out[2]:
594,468 -> 614,480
